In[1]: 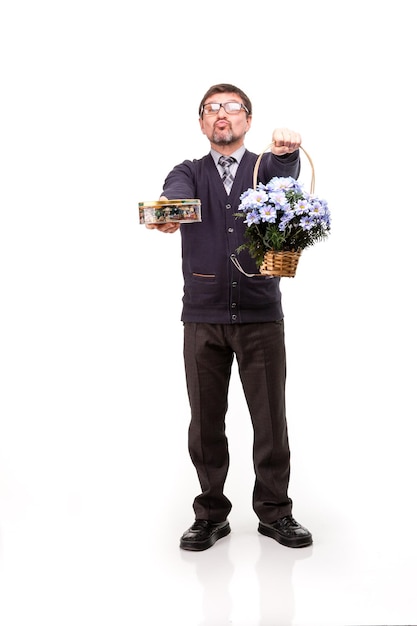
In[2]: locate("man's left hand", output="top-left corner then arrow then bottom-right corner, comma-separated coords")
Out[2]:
271,128 -> 302,155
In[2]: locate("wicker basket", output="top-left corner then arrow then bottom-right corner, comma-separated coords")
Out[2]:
260,249 -> 302,278
253,144 -> 315,278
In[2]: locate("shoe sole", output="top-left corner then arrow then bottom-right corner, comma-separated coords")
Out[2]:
258,522 -> 313,548
180,523 -> 231,551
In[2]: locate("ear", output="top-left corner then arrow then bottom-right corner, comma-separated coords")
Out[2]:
245,115 -> 252,133
199,117 -> 206,135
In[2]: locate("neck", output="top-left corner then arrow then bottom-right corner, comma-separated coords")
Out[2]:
210,138 -> 244,156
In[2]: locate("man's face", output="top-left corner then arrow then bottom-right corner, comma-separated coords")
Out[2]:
199,92 -> 252,148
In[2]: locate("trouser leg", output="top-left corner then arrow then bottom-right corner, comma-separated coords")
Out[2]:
232,321 -> 292,523
183,323 -> 234,522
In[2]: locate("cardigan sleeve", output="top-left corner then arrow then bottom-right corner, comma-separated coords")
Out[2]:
266,150 -> 301,180
161,160 -> 197,199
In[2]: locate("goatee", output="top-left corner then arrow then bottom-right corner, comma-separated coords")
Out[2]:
212,128 -> 234,146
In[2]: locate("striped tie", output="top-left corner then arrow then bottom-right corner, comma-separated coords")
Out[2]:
218,156 -> 236,194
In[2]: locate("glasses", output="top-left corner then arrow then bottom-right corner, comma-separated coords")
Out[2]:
200,101 -> 249,116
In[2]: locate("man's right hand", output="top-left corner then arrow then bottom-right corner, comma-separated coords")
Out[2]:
145,195 -> 181,233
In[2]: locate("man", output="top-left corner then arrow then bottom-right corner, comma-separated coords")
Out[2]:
147,83 -> 312,551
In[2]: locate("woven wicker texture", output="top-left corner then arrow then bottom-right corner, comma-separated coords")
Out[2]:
259,250 -> 302,278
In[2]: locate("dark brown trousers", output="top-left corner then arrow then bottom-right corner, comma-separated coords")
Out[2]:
183,321 -> 292,524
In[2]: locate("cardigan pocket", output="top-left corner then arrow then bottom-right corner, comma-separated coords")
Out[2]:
183,273 -> 225,306
192,273 -> 216,280
239,276 -> 280,309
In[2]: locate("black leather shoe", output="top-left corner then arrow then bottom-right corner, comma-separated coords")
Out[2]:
180,519 -> 231,551
258,515 -> 313,548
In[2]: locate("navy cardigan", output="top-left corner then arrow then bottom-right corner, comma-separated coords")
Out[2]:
162,148 -> 300,324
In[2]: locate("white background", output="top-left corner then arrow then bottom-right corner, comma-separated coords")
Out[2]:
1,1 -> 416,624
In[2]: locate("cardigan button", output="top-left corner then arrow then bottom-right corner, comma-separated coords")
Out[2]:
231,314 -> 237,321
226,204 -> 231,209
228,227 -> 234,233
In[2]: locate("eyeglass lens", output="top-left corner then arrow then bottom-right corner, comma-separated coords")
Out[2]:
203,102 -> 245,115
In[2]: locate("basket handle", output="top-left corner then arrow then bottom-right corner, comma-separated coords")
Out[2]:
253,143 -> 315,193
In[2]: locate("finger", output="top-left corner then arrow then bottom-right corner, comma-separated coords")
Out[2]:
145,223 -> 174,232
167,223 -> 181,233
159,223 -> 180,233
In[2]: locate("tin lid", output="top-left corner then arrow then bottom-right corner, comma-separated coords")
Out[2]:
138,199 -> 201,208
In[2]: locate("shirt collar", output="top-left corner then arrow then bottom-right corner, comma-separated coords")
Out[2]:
211,145 -> 246,165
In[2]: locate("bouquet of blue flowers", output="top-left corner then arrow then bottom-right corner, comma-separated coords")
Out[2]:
235,174 -> 331,275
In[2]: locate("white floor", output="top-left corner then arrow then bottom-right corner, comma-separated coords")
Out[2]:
0,464 -> 416,626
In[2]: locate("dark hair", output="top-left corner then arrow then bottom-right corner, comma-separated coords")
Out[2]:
198,83 -> 252,118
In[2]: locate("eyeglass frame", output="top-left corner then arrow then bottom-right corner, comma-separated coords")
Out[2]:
199,101 -> 250,117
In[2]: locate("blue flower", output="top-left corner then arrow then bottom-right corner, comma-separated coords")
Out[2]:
295,198 -> 311,214
244,210 -> 261,226
309,199 -> 326,217
259,205 -> 277,223
299,215 -> 314,230
239,188 -> 269,211
268,189 -> 287,206
266,176 -> 299,192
